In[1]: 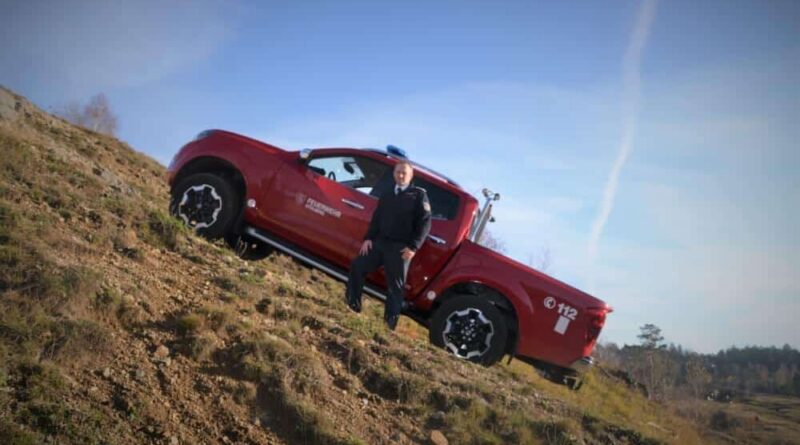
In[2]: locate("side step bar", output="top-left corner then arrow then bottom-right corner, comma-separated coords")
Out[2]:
244,226 -> 388,301
243,226 -> 430,326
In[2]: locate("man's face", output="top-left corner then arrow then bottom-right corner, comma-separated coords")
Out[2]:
393,163 -> 413,187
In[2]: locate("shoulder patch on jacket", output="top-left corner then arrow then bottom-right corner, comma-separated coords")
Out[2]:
418,188 -> 431,212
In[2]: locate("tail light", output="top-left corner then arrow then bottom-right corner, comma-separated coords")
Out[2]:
585,307 -> 611,344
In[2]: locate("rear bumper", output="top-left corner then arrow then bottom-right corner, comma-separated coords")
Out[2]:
569,356 -> 594,373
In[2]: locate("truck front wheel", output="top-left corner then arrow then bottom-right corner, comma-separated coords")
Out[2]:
170,173 -> 238,240
430,295 -> 508,366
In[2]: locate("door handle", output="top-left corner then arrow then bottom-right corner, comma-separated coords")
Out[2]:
341,199 -> 365,210
428,234 -> 446,245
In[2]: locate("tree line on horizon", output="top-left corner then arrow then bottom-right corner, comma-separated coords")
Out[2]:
596,324 -> 800,403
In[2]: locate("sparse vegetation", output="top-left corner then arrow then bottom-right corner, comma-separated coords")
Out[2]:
176,313 -> 204,335
56,93 -> 118,136
144,209 -> 187,251
3,86 -> 797,445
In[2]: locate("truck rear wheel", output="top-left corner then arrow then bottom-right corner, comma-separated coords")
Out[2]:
170,173 -> 238,240
430,295 -> 508,366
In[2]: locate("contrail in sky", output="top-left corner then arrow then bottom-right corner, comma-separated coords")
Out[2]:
588,0 -> 658,290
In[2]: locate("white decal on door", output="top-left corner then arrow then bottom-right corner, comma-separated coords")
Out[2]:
304,197 -> 342,218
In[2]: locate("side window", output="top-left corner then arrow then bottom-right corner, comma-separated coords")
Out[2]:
307,155 -> 391,197
412,177 -> 460,220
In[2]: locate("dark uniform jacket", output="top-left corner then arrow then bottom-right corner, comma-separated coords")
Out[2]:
364,185 -> 432,251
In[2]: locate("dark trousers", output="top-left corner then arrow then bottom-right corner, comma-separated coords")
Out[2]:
346,239 -> 410,320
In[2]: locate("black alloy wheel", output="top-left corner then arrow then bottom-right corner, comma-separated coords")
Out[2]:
443,308 -> 494,359
430,294 -> 509,366
170,173 -> 238,239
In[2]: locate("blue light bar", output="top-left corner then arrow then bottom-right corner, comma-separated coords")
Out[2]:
386,145 -> 407,158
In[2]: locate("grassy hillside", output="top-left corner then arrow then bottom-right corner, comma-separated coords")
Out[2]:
0,85 -> 722,444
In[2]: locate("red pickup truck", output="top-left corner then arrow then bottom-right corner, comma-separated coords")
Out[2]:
167,129 -> 611,387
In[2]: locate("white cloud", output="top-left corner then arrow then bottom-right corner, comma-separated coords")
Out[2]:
587,0 -> 658,290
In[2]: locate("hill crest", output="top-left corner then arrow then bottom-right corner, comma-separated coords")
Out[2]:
0,86 -> 709,445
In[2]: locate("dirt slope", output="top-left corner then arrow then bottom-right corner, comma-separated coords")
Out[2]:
0,86 -> 711,445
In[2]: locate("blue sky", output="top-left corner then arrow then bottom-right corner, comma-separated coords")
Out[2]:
2,0 -> 798,353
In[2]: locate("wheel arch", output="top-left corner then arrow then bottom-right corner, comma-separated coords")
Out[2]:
432,281 -> 520,356
172,156 -> 247,202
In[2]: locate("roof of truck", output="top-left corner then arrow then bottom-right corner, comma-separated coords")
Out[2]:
362,148 -> 462,188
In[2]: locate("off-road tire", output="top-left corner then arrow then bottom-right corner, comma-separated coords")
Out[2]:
430,294 -> 508,366
170,173 -> 238,240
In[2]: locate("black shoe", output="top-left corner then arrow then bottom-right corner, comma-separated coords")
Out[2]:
385,315 -> 399,331
346,297 -> 361,313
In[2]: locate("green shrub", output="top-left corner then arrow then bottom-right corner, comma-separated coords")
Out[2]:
257,368 -> 350,445
176,314 -> 203,335
41,319 -> 109,362
0,419 -> 42,445
709,409 -> 738,431
143,209 -> 185,250
240,269 -> 265,285
532,420 -> 579,445
0,134 -> 35,184
101,196 -> 133,219
0,302 -> 52,360
341,315 -> 384,340
255,297 -> 271,314
93,286 -> 121,312
34,266 -> 100,309
16,362 -> 65,403
182,332 -> 217,361
444,399 -> 503,445
114,295 -> 141,328
0,202 -> 18,245
198,305 -> 235,334
213,275 -> 240,293
18,400 -> 71,437
0,245 -> 29,291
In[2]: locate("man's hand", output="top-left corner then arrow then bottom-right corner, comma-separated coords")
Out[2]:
359,240 -> 373,256
400,247 -> 415,261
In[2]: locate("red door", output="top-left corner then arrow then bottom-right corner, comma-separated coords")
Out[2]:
403,175 -> 464,299
261,152 -> 390,268
255,150 -> 464,303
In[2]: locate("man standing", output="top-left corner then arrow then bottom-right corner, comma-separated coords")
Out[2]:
345,160 -> 432,330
